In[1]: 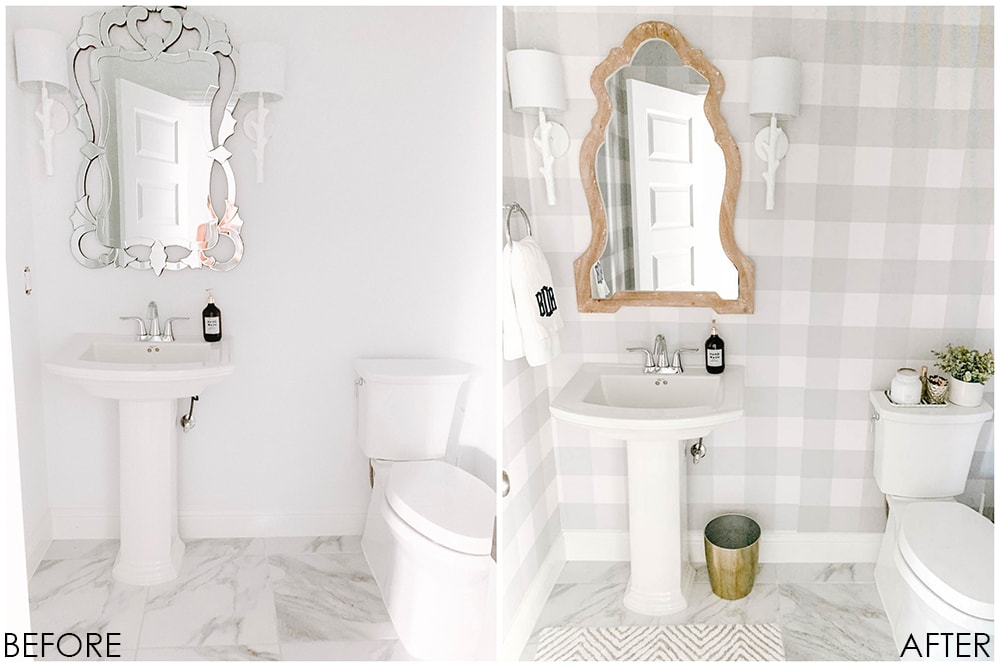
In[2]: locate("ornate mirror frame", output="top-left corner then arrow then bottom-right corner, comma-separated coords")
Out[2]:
576,21 -> 754,313
69,6 -> 243,275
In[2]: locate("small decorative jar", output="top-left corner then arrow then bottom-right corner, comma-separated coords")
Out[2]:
926,375 -> 949,404
890,368 -> 922,405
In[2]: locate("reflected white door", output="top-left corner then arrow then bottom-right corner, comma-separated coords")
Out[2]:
627,78 -> 732,294
118,80 -> 207,249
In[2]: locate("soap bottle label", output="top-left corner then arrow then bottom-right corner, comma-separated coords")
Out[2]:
707,349 -> 723,366
204,317 -> 221,335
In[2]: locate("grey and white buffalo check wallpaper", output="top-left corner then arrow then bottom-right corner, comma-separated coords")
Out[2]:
501,5 -> 993,633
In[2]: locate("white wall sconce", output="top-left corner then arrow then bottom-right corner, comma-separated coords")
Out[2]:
237,42 -> 285,183
14,29 -> 70,176
506,49 -> 568,206
749,56 -> 801,211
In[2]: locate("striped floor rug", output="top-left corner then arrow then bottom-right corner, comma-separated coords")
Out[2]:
536,623 -> 785,661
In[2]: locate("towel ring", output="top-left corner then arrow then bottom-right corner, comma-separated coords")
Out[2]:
503,202 -> 532,243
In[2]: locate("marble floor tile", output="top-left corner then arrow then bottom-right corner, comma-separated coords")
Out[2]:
667,582 -> 779,626
265,536 -> 362,556
778,582 -> 897,661
133,644 -> 281,660
280,640 -> 413,661
527,562 -> 899,662
556,561 -> 630,585
269,553 -> 395,642
28,558 -> 147,651
36,647 -> 137,661
42,540 -> 120,562
139,553 -> 278,648
778,562 -> 876,584
183,537 -> 267,559
533,581 -> 660,630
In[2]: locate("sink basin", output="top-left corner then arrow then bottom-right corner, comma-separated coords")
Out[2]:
82,339 -> 215,364
551,362 -> 745,616
48,333 -> 234,399
551,363 -> 744,439
47,333 -> 235,585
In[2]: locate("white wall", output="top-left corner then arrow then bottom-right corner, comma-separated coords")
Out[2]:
5,13 -> 51,568
6,6 -> 498,539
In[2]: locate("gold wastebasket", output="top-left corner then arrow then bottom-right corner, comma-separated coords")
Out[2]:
704,514 -> 761,600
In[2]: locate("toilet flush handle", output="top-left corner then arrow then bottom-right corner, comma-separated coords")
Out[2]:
501,470 -> 510,498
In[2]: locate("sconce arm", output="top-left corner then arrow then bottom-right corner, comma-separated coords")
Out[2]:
753,113 -> 790,211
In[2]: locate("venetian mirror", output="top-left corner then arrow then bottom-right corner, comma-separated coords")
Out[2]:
69,6 -> 243,274
576,21 -> 754,313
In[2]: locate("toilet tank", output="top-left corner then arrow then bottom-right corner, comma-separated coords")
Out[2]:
870,391 -> 993,497
354,358 -> 473,460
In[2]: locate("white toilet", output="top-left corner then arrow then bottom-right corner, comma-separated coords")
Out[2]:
870,391 -> 994,661
354,358 -> 495,661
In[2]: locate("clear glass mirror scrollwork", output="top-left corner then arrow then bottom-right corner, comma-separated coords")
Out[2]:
69,6 -> 243,275
576,21 -> 754,313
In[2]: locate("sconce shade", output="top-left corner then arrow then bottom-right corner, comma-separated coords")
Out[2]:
14,29 -> 69,92
749,56 -> 800,119
237,41 -> 285,102
506,49 -> 566,114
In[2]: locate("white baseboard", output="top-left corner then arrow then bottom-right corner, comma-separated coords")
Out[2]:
50,509 -> 367,539
23,510 -> 52,576
561,529 -> 883,564
501,533 -> 566,661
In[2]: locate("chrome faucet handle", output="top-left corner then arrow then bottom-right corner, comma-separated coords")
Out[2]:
120,316 -> 149,340
626,347 -> 657,372
670,347 -> 700,373
652,334 -> 668,367
163,317 -> 190,341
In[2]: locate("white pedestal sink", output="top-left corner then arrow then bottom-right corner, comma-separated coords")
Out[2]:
551,363 -> 744,615
48,333 -> 234,585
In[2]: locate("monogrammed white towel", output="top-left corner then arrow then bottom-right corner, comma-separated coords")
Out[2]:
504,237 -> 563,366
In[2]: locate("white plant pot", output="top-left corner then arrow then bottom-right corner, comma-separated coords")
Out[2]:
947,376 -> 985,407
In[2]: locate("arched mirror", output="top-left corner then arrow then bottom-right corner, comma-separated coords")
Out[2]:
576,21 -> 754,313
69,6 -> 243,275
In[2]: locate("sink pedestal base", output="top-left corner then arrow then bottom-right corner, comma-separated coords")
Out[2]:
623,438 -> 693,615
112,399 -> 186,585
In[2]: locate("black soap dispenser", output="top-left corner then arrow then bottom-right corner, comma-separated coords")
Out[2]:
705,319 -> 725,374
202,289 -> 222,342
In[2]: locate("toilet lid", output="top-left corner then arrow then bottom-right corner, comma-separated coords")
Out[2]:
898,501 -> 994,620
385,460 -> 494,556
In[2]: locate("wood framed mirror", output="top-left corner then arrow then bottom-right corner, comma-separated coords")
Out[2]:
576,21 -> 754,313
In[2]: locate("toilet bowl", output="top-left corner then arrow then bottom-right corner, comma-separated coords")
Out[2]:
362,459 -> 494,660
354,358 -> 496,661
875,497 -> 993,660
869,391 -> 994,660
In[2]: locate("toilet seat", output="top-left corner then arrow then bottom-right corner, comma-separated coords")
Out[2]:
385,460 -> 494,556
898,501 -> 994,620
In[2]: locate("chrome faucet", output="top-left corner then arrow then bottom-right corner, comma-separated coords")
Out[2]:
147,301 -> 161,338
626,335 -> 700,374
652,334 -> 668,368
120,300 -> 189,342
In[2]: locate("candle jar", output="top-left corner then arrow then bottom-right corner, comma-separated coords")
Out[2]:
890,368 -> 922,405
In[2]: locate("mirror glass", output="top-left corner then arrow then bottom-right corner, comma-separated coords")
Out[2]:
576,21 -> 753,313
69,7 -> 243,274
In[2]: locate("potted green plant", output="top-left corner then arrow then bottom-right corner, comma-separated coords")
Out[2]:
931,344 -> 994,407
